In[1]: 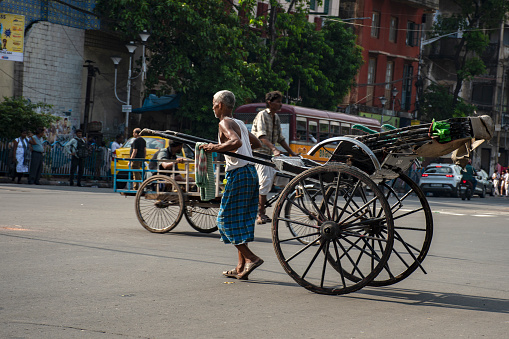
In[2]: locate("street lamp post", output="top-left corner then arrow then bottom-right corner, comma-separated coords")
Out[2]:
379,96 -> 387,125
111,31 -> 150,138
391,87 -> 399,111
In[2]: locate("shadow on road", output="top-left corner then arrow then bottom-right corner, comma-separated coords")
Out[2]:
348,286 -> 509,313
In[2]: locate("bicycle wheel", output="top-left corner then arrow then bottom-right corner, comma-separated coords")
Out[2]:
272,164 -> 394,295
367,172 -> 433,286
135,175 -> 184,233
184,200 -> 219,233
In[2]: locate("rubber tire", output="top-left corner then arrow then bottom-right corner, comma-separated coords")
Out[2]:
479,186 -> 486,198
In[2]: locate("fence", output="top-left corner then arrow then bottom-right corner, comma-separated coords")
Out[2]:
0,138 -> 112,180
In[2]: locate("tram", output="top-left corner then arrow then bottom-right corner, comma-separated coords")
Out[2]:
234,103 -> 381,162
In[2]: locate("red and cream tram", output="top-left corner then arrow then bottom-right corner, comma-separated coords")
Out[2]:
234,103 -> 381,162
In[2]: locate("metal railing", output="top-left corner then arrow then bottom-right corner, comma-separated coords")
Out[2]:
0,138 -> 112,180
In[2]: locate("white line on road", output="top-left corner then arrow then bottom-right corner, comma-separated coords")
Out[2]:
434,211 -> 465,216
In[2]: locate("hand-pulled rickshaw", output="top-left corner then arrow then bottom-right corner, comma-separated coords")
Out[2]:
113,115 -> 493,295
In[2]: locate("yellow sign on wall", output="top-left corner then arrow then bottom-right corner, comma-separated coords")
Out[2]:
0,13 -> 25,62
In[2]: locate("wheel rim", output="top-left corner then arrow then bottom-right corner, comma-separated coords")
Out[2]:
272,164 -> 394,295
367,172 -> 433,286
184,201 -> 219,233
135,175 -> 184,233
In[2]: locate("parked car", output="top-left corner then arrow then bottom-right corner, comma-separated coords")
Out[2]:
419,163 -> 463,197
475,169 -> 494,197
111,136 -> 195,189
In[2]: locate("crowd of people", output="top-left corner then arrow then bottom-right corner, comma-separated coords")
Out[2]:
5,127 -> 113,186
491,169 -> 509,196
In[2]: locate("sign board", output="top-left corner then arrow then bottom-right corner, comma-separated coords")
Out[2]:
0,13 -> 24,62
122,105 -> 132,113
411,120 -> 421,126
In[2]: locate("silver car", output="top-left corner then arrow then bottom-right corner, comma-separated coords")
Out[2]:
475,169 -> 494,197
419,163 -> 463,197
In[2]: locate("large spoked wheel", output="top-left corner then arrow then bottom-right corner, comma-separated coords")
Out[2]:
184,200 -> 219,233
368,172 -> 433,286
272,164 -> 394,295
135,175 -> 184,233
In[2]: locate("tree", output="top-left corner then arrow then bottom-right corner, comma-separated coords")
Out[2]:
283,20 -> 363,110
429,0 -> 509,113
419,83 -> 476,122
95,0 -> 363,137
0,97 -> 58,140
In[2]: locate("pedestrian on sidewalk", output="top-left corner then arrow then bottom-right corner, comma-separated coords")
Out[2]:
200,90 -> 264,280
28,127 -> 45,185
503,168 -> 509,197
492,169 -> 500,196
110,134 -> 124,156
11,129 -> 30,184
129,128 -> 146,190
65,129 -> 87,186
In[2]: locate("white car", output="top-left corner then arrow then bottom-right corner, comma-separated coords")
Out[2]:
419,163 -> 463,197
475,169 -> 494,197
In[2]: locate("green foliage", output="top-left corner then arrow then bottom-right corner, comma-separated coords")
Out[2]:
428,0 -> 509,111
95,0 -> 362,138
419,84 -> 475,122
0,97 -> 58,140
285,20 -> 363,110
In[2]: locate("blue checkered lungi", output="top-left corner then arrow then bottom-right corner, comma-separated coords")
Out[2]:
217,164 -> 259,245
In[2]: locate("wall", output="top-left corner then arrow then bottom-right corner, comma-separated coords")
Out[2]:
21,21 -> 84,139
352,0 -> 423,113
0,60 -> 15,98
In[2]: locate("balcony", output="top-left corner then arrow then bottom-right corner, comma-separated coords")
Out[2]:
394,0 -> 439,10
481,43 -> 500,67
427,38 -> 459,60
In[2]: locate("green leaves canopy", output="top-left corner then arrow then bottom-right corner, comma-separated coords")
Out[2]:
0,97 -> 58,140
426,0 -> 509,116
95,0 -> 362,137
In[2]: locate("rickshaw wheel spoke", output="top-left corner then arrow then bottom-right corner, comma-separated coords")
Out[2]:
184,201 -> 219,233
272,164 -> 394,295
367,172 -> 433,286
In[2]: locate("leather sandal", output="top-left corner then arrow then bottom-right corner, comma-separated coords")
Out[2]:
238,259 -> 264,280
222,268 -> 243,279
256,214 -> 271,224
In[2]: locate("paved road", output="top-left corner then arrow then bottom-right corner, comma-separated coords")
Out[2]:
1,184 -> 508,338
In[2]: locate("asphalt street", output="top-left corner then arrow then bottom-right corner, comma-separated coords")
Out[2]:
1,183 -> 508,338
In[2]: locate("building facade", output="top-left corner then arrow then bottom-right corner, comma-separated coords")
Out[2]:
421,0 -> 509,172
338,0 -> 439,127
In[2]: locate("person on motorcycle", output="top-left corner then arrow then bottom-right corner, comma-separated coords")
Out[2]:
461,161 -> 477,195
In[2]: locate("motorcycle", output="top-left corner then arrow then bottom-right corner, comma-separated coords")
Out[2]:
459,179 -> 474,200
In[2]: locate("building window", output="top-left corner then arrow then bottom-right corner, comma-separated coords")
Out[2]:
389,17 -> 398,42
371,11 -> 380,38
406,21 -> 420,47
472,84 -> 494,107
368,58 -> 376,85
401,64 -> 414,110
385,61 -> 394,98
367,57 -> 377,106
